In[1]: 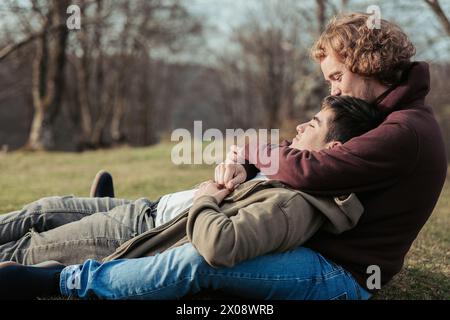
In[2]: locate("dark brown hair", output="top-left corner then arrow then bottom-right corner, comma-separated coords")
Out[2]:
322,95 -> 383,143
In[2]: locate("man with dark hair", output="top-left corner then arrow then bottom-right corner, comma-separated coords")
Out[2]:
291,95 -> 384,152
0,96 -> 383,300
322,96 -> 384,144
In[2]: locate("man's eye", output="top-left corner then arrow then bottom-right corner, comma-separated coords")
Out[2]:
309,124 -> 315,128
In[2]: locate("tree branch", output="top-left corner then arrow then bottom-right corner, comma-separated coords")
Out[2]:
0,13 -> 110,62
0,23 -> 63,61
425,0 -> 450,36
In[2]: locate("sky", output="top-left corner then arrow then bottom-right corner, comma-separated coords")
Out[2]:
1,0 -> 449,63
185,0 -> 450,63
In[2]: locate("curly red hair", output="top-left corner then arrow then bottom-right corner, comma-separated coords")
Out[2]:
311,12 -> 416,86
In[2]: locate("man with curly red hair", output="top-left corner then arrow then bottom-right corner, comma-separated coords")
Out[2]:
310,13 -> 416,101
215,12 -> 447,298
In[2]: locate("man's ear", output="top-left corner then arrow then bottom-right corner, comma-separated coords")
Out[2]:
326,141 -> 342,150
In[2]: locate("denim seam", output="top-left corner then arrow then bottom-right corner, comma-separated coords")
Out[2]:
98,211 -> 137,234
322,268 -> 346,281
109,276 -> 196,299
60,268 -> 70,296
103,275 -> 307,300
349,273 -> 371,300
0,210 -> 96,225
60,265 -> 85,297
28,237 -> 130,249
354,280 -> 362,300
196,268 -> 345,283
32,209 -> 96,214
329,292 -> 348,300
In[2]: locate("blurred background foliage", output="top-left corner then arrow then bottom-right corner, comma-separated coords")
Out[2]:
0,0 -> 448,157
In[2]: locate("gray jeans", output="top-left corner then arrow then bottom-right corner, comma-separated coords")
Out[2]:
0,196 -> 155,265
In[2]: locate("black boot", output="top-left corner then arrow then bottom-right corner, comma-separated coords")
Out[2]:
89,170 -> 115,198
0,261 -> 65,300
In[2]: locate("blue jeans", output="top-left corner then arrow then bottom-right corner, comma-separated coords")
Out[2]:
60,243 -> 371,300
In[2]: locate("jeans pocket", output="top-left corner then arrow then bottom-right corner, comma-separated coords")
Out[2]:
330,292 -> 348,300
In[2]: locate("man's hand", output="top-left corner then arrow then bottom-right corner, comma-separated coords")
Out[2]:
225,145 -> 245,163
213,145 -> 247,190
214,163 -> 247,190
194,181 -> 231,204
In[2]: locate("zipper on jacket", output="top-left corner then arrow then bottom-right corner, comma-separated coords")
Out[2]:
223,180 -> 277,202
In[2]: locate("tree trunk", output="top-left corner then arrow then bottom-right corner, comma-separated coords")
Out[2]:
316,0 -> 327,34
77,54 -> 94,144
110,97 -> 126,144
26,0 -> 69,150
139,56 -> 156,146
28,107 -> 55,150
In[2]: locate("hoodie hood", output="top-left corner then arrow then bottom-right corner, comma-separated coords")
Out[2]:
377,61 -> 430,113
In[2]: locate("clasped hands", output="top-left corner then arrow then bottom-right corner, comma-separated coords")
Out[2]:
194,145 -> 247,203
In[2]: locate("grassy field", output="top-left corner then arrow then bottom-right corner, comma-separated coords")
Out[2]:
0,143 -> 448,300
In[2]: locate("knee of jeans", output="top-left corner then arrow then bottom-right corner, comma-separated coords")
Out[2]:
28,196 -> 63,208
180,244 -> 209,271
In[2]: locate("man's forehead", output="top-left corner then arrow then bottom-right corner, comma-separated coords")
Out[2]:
315,107 -> 334,123
315,109 -> 324,118
320,54 -> 345,79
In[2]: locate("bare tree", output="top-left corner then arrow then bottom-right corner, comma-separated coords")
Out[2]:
215,52 -> 258,129
68,0 -> 114,148
1,0 -> 202,150
130,0 -> 202,145
424,0 -> 450,36
1,0 -> 87,150
25,0 -> 70,150
222,0 -> 317,129
64,0 -> 202,149
316,0 -> 327,34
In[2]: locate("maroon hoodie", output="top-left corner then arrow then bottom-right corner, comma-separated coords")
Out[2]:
244,62 -> 448,290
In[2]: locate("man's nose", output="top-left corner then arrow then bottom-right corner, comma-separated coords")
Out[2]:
331,84 -> 341,96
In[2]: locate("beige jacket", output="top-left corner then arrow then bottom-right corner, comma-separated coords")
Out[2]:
103,180 -> 363,267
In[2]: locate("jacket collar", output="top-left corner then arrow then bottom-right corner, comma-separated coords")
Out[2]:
377,61 -> 430,114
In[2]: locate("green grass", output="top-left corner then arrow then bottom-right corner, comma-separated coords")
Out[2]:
0,143 -> 448,300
